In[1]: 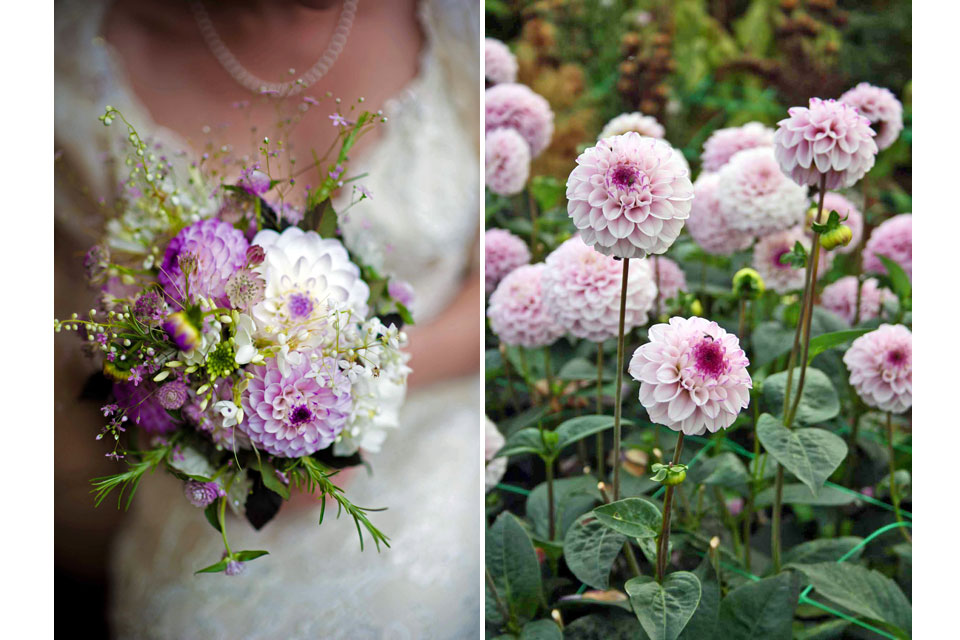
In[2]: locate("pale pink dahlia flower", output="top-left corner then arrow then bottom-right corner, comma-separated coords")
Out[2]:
812,192 -> 864,254
843,324 -> 912,413
863,213 -> 912,280
685,172 -> 753,255
541,237 -> 657,342
717,147 -> 809,237
700,122 -> 775,172
599,112 -> 666,140
821,276 -> 890,325
485,228 -> 532,294
485,83 -> 555,157
485,127 -> 531,196
629,316 -> 752,435
158,218 -> 249,306
652,256 -> 687,306
566,132 -> 693,259
485,38 -> 518,86
487,263 -> 564,348
839,83 -> 904,151
240,353 -> 351,458
774,98 -> 878,189
752,227 -> 832,294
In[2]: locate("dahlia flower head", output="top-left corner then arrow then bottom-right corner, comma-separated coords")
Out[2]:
685,172 -> 753,256
485,228 -> 532,294
629,316 -> 752,435
653,256 -> 687,307
487,263 -> 564,348
240,352 -> 352,457
541,237 -> 657,342
158,218 -> 249,307
485,416 -> 507,492
811,192 -> 864,254
700,122 -> 775,172
485,83 -> 555,157
717,147 -> 809,237
752,226 -> 833,294
599,112 -> 666,140
863,213 -> 912,280
843,324 -> 912,413
484,38 -> 518,86
566,132 -> 693,259
839,83 -> 904,151
821,276 -> 890,325
485,127 -> 531,196
774,98 -> 878,190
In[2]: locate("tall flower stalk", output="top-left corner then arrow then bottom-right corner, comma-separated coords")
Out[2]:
612,258 -> 631,501
656,432 -> 684,582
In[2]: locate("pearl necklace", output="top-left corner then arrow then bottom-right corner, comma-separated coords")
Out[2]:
190,0 -> 359,97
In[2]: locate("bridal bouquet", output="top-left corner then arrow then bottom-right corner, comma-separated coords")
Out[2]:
55,104 -> 412,575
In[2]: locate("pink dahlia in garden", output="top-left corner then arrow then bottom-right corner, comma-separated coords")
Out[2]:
700,122 -> 775,172
485,127 -> 531,196
839,83 -> 904,150
541,237 -> 656,342
566,132 -> 693,259
485,38 -> 518,86
158,218 -> 249,306
821,276 -> 890,325
753,227 -> 832,294
485,228 -> 531,294
241,353 -> 352,458
863,213 -> 912,279
487,263 -> 564,348
599,112 -> 666,140
774,98 -> 878,189
652,256 -> 687,307
812,192 -> 864,254
485,83 -> 554,157
717,147 -> 809,237
686,172 -> 753,255
843,324 -> 912,413
629,316 -> 752,435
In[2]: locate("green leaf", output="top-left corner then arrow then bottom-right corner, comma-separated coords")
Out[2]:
686,452 -> 750,487
593,498 -> 662,539
556,415 -> 630,450
750,322 -> 795,369
203,503 -> 222,533
562,610 -> 648,640
233,549 -> 269,562
756,414 -> 847,495
520,619 -> 562,640
166,445 -> 216,481
496,428 -> 546,458
678,555 -> 720,640
259,460 -> 291,500
877,255 -> 911,303
763,367 -> 840,425
781,537 -> 864,567
625,572 -> 702,640
716,572 -> 800,639
563,513 -> 627,590
805,329 -> 871,363
557,357 -> 612,381
788,563 -> 911,638
755,484 -> 855,507
486,512 -> 543,624
793,619 -> 850,640
526,475 -> 600,539
194,559 -> 229,575
529,175 -> 565,212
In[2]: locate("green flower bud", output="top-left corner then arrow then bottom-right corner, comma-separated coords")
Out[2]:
820,224 -> 853,251
663,467 -> 686,486
690,299 -> 703,316
732,268 -> 766,299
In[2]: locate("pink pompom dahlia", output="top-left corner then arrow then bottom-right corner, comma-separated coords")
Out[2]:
863,213 -> 912,280
629,316 -> 752,435
599,112 -> 666,140
485,228 -> 532,294
774,98 -> 878,189
843,324 -> 912,413
485,38 -> 518,86
240,354 -> 352,458
812,192 -> 864,254
566,132 -> 693,259
487,263 -> 564,348
541,237 -> 657,342
700,122 -> 775,172
158,218 -> 249,306
652,256 -> 687,307
839,83 -> 904,151
753,227 -> 832,294
686,172 -> 753,255
821,276 -> 890,325
485,128 -> 531,196
485,83 -> 554,157
717,147 -> 809,237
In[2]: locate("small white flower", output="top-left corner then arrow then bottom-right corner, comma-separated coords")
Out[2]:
213,400 -> 240,428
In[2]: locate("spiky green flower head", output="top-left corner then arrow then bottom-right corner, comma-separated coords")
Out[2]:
206,340 -> 238,379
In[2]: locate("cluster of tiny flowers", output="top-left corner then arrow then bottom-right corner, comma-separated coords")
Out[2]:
839,83 -> 904,151
484,38 -> 518,86
485,228 -> 531,294
752,226 -> 833,294
685,172 -> 753,255
863,213 -> 912,280
183,480 -> 225,508
599,112 -> 666,140
717,147 -> 809,237
487,264 -> 564,348
700,122 -> 775,172
821,276 -> 891,325
844,324 -> 912,413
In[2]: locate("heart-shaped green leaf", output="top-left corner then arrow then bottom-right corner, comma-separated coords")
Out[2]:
556,415 -> 633,450
563,513 -> 627,590
763,367 -> 839,425
495,428 -> 547,458
626,572 -> 702,640
486,512 -> 543,625
755,483 -> 855,507
781,537 -> 864,567
757,414 -> 847,495
520,619 -> 563,640
678,555 -> 720,639
716,571 -> 800,639
593,498 -> 662,539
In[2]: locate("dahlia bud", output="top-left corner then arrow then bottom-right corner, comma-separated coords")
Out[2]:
651,462 -> 688,486
732,268 -> 766,299
163,311 -> 200,352
820,224 -> 853,251
245,244 -> 265,267
689,299 -> 704,317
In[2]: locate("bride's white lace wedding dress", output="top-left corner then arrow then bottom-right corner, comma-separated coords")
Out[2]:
54,1 -> 483,637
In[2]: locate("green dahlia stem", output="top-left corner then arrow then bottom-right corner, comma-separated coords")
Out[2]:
656,431 -> 685,583
612,257 -> 631,501
886,412 -> 912,543
546,455 -> 556,541
528,189 -> 540,261
596,343 -> 605,478
543,347 -> 555,403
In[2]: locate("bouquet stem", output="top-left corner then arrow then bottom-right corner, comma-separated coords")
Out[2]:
656,431 -> 685,582
612,257 -> 631,501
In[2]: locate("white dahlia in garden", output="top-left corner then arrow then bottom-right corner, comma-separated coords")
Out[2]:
717,147 -> 809,237
487,263 -> 564,348
485,127 -> 531,196
485,83 -> 555,157
599,112 -> 666,140
700,122 -> 775,172
685,172 -> 753,256
839,82 -> 904,151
